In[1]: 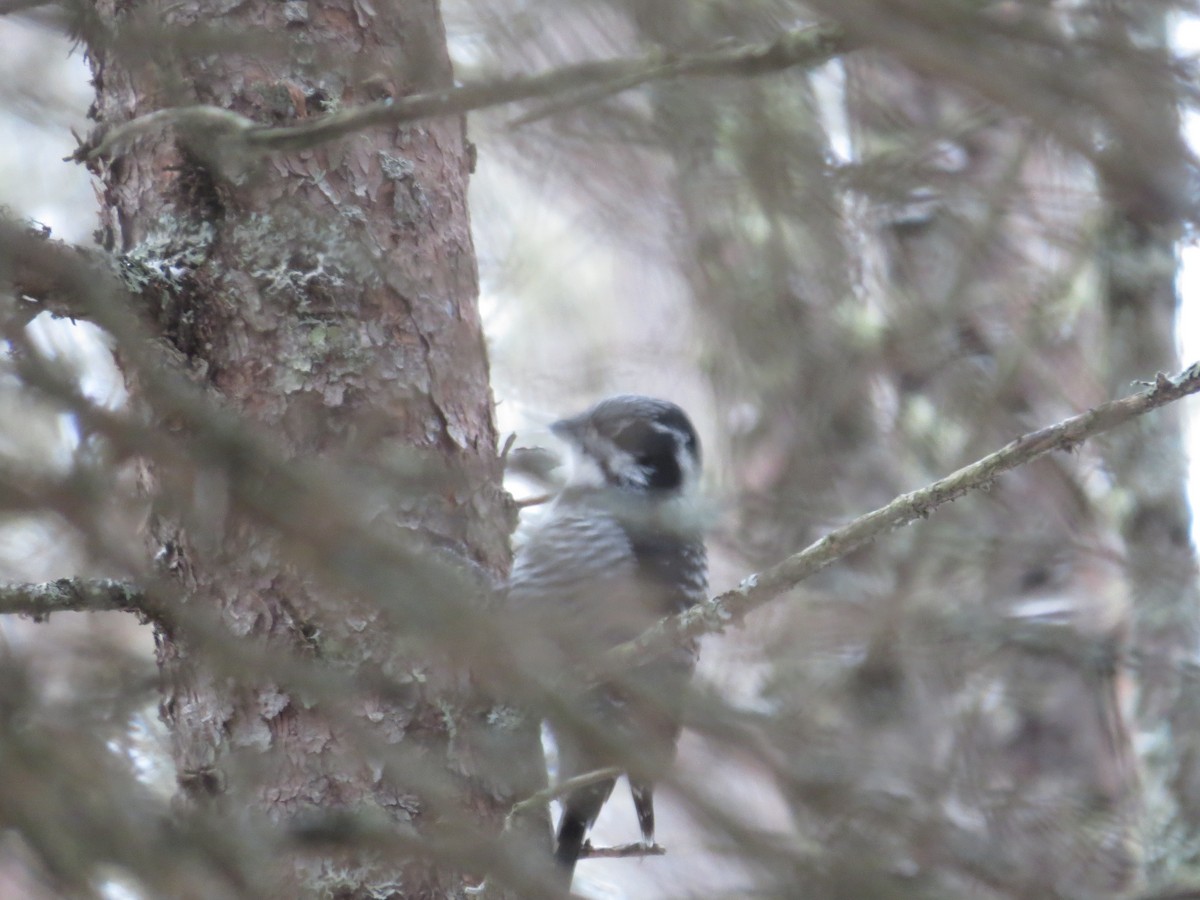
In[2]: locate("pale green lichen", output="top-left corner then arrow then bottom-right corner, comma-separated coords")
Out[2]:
437,698 -> 459,743
379,151 -> 429,225
229,208 -> 380,300
119,219 -> 217,296
303,857 -> 405,900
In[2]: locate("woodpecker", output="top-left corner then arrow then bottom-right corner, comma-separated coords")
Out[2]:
507,395 -> 708,886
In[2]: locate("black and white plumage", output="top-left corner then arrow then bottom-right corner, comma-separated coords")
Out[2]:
507,395 -> 708,887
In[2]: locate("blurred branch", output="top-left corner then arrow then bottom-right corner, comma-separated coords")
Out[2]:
605,364 -> 1200,670
0,216 -> 492,643
0,577 -> 151,619
808,0 -> 1193,225
0,572 -> 558,893
82,23 -> 850,159
0,0 -> 50,13
3,225 -> 116,327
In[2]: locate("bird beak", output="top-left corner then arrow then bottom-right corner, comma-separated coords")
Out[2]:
550,415 -> 581,440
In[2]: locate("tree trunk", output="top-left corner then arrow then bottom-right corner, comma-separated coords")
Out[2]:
85,1 -> 532,895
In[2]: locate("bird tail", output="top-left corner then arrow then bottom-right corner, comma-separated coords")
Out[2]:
554,808 -> 589,883
554,777 -> 616,888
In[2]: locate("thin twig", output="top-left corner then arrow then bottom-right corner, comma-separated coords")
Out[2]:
602,364 -> 1200,672
506,766 -> 622,823
83,24 -> 850,160
7,365 -> 1200,681
578,840 -> 666,860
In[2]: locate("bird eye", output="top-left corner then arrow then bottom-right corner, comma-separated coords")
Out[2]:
613,421 -> 682,490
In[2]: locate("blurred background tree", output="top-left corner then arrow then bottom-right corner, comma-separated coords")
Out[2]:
2,0 -> 1200,898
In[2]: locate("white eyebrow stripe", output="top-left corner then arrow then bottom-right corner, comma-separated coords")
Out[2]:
649,422 -> 690,445
648,423 -> 699,462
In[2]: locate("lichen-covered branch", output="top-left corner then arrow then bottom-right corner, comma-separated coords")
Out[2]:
604,363 -> 1200,671
0,577 -> 151,619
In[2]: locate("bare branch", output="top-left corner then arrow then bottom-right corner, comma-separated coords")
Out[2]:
83,24 -> 850,159
578,841 -> 666,860
604,364 -> 1200,671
